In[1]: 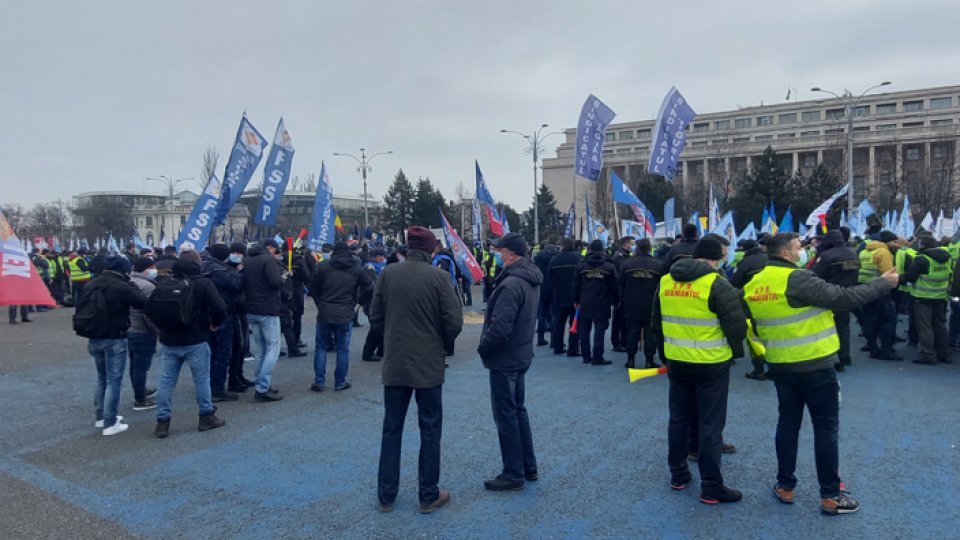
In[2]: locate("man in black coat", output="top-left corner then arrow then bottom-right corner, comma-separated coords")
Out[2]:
664,224 -> 700,271
549,237 -> 581,356
242,240 -> 285,401
478,233 -> 542,492
308,242 -> 374,392
573,239 -> 619,365
533,237 -> 560,347
201,244 -> 245,401
729,238 -> 769,379
812,229 -> 860,371
610,236 -> 635,353
619,238 -> 663,368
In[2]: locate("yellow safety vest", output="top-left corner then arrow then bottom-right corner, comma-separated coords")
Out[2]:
912,251 -> 951,300
895,247 -> 915,292
659,272 -> 732,364
68,257 -> 90,282
745,265 -> 839,363
857,249 -> 879,283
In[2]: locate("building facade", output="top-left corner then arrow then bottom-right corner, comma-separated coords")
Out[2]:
543,84 -> 960,223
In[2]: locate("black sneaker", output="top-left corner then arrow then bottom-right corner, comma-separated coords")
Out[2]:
745,370 -> 767,380
227,383 -> 248,393
612,345 -> 627,353
133,398 -> 157,411
254,391 -> 283,402
821,491 -> 860,515
670,472 -> 692,491
483,475 -> 524,491
145,388 -> 158,399
310,383 -> 325,392
212,391 -> 239,402
362,355 -> 383,362
536,340 -> 549,347
334,382 -> 352,392
198,413 -> 226,432
700,486 -> 742,504
591,358 -> 612,365
155,419 -> 170,439
287,351 -> 307,358
525,470 -> 538,481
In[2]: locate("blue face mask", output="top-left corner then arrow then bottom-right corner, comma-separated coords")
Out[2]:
494,252 -> 503,266
145,268 -> 158,280
228,254 -> 243,264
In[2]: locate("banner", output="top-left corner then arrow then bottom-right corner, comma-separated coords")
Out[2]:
611,170 -> 642,206
629,204 -> 655,238
920,211 -> 934,233
664,197 -> 675,225
440,209 -> 484,284
648,86 -> 696,180
563,202 -> 576,238
307,163 -> 337,251
254,119 -> 295,226
779,206 -> 793,233
471,197 -> 482,242
0,209 -> 56,306
475,161 -> 504,236
175,175 -> 221,252
585,193 -> 594,242
804,182 -> 849,228
622,220 -> 649,240
216,114 -> 268,225
574,94 -> 616,181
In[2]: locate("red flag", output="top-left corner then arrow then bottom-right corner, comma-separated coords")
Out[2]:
485,206 -> 504,237
0,209 -> 55,306
439,209 -> 484,283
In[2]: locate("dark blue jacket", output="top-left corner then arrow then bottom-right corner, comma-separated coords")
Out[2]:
548,250 -> 580,307
534,244 -> 560,301
478,258 -> 542,372
201,255 -> 244,314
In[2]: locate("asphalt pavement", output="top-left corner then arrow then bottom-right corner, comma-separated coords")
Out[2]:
1,298 -> 958,539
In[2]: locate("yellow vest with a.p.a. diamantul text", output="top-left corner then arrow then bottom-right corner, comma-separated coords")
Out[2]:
659,272 -> 732,364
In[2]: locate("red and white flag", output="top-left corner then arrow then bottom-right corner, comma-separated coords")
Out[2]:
0,209 -> 55,306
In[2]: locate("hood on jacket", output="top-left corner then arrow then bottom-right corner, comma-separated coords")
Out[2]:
500,258 -> 543,286
583,251 -> 612,267
818,230 -> 845,252
921,247 -> 952,264
744,245 -> 765,257
172,259 -> 202,277
331,251 -> 359,270
669,257 -> 719,282
247,244 -> 267,257
865,240 -> 890,252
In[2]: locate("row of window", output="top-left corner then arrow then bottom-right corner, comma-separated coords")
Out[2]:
602,143 -> 954,163
609,96 -> 956,140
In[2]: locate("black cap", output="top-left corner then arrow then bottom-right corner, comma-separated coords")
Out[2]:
878,230 -> 898,243
263,239 -> 280,250
229,242 -> 246,255
693,237 -> 724,260
495,232 -> 528,256
589,239 -> 605,252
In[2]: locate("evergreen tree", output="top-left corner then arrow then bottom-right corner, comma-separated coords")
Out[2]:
410,177 -> 448,228
526,184 -> 564,243
785,164 -> 845,228
382,169 -> 416,237
500,204 -> 523,237
628,171 -> 678,221
727,146 -> 792,229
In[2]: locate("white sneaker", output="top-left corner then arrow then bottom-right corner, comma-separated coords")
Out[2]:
102,422 -> 129,436
95,415 -> 124,428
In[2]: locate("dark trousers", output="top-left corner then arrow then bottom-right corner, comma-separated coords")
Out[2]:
551,305 -> 579,354
914,300 -> 949,362
363,324 -> 384,359
611,305 -> 625,348
483,277 -> 494,303
228,314 -> 248,385
772,368 -> 842,498
127,332 -> 156,402
950,301 -> 960,347
578,316 -> 609,363
624,317 -> 656,365
280,315 -> 300,353
462,281 -> 473,306
292,311 -> 304,344
8,305 -> 29,322
208,316 -> 234,393
72,281 -> 86,307
378,385 -> 443,505
861,295 -> 896,354
834,311 -> 851,365
907,295 -> 918,345
668,368 -> 729,497
537,298 -> 552,343
489,369 -> 537,482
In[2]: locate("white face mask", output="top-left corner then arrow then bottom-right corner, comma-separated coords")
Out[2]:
228,254 -> 243,264
145,268 -> 158,280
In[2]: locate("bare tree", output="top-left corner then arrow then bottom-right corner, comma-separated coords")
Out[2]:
1,203 -> 26,233
201,146 -> 220,187
301,173 -> 317,192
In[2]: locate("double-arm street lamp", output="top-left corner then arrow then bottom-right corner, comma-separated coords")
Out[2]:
147,175 -> 195,240
500,124 -> 564,245
810,81 -> 892,216
332,148 -> 394,233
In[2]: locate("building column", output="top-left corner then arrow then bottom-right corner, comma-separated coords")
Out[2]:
817,149 -> 823,164
703,158 -> 710,187
895,144 -> 903,194
924,142 -> 932,180
724,157 -> 732,182
792,152 -> 800,173
745,155 -> 753,171
868,146 -> 876,198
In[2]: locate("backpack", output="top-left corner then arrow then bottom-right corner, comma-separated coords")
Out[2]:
73,284 -> 110,338
146,275 -> 195,328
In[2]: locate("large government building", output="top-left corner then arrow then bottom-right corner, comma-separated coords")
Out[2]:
543,84 -> 960,222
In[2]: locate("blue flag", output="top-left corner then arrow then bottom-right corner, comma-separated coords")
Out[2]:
610,171 -> 642,206
779,206 -> 793,233
574,95 -> 616,181
471,197 -> 482,242
175,175 -> 221,252
254,119 -> 295,226
564,202 -> 576,238
648,86 -> 696,180
664,197 -> 675,225
585,193 -> 594,242
307,163 -> 336,251
216,114 -> 268,225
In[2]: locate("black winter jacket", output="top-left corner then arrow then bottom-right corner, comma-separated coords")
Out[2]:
80,270 -> 147,339
308,251 -> 374,324
201,255 -> 244,314
242,245 -> 283,316
730,246 -> 767,289
811,230 -> 859,288
534,244 -> 560,301
652,258 -> 747,381
573,252 -> 619,320
618,253 -> 664,323
152,260 -> 227,347
478,258 -> 542,372
664,238 -> 698,271
548,250 -> 580,307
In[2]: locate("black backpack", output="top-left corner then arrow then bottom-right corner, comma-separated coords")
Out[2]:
73,284 -> 110,338
146,276 -> 195,328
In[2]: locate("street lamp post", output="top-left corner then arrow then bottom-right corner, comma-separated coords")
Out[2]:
332,148 -> 394,234
147,175 -> 194,243
500,125 -> 563,245
810,81 -> 892,217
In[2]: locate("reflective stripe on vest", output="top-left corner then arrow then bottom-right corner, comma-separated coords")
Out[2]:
857,249 -> 879,283
68,257 -> 90,282
912,251 -> 951,299
744,265 -> 839,363
659,273 -> 732,364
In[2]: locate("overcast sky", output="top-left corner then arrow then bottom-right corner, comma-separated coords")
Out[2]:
2,0 -> 958,211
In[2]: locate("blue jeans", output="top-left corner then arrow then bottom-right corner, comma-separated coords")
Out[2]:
156,342 -> 214,421
489,369 -> 537,482
314,322 -> 352,388
127,332 -> 157,402
89,338 -> 127,428
208,316 -> 234,393
248,314 -> 281,394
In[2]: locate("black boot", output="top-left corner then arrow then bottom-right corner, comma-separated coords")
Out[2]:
625,354 -> 636,369
155,419 -> 170,439
645,357 -> 661,369
198,412 -> 226,432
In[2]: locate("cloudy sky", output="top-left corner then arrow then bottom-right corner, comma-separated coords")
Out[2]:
2,0 -> 958,211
